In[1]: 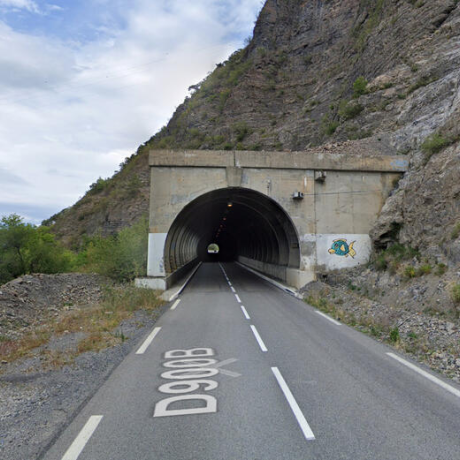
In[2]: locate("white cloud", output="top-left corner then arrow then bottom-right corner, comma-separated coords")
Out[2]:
0,0 -> 39,13
0,0 -> 263,223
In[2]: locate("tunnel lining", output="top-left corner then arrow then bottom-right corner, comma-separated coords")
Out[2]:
164,187 -> 301,275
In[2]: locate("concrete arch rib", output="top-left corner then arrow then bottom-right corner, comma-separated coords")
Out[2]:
164,187 -> 301,279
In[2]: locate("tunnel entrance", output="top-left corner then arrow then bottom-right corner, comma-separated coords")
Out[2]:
164,188 -> 300,274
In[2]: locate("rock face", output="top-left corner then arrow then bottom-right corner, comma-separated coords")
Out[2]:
50,0 -> 460,266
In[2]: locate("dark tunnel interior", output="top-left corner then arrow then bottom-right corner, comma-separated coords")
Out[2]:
164,188 -> 300,274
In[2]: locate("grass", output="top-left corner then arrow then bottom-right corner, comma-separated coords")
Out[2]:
0,285 -> 164,368
373,243 -> 420,273
338,100 -> 364,120
451,222 -> 460,240
421,133 -> 451,155
451,284 -> 460,304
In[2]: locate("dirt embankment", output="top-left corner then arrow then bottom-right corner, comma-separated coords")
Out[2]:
0,273 -> 164,460
303,265 -> 460,383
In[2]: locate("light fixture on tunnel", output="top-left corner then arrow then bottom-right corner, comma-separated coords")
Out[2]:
227,202 -> 233,207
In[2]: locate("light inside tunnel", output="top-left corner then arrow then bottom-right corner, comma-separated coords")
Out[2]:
207,243 -> 220,254
164,188 -> 300,273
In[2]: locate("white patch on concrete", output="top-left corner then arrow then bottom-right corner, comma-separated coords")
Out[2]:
135,277 -> 167,290
147,233 -> 167,277
301,233 -> 372,272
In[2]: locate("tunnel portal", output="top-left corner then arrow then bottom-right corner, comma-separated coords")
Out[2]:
164,187 -> 300,272
138,148 -> 408,291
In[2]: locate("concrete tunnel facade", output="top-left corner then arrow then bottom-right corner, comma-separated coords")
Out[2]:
138,149 -> 408,291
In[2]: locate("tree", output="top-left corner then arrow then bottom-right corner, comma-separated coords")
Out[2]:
0,214 -> 75,285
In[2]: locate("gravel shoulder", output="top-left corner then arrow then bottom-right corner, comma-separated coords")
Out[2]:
0,273 -> 165,460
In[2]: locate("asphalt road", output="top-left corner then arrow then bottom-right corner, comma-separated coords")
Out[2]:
43,262 -> 460,460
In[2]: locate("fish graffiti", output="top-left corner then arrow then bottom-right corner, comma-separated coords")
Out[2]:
328,239 -> 356,258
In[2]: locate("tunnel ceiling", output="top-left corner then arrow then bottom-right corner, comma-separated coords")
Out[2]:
164,188 -> 300,274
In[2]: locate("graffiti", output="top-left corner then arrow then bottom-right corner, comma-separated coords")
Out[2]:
390,159 -> 409,170
328,239 -> 356,259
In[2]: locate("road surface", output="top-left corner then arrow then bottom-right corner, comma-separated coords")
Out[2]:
42,262 -> 460,460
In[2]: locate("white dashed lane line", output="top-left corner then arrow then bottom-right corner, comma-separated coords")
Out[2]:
170,299 -> 181,310
135,327 -> 162,355
250,325 -> 268,352
241,305 -> 251,320
271,367 -> 315,441
235,294 -> 242,303
61,415 -> 103,460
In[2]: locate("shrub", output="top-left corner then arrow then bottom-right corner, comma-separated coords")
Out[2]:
451,284 -> 460,304
421,133 -> 450,156
233,122 -> 250,142
451,222 -> 460,240
0,214 -> 75,285
435,263 -> 448,276
372,243 -> 420,273
338,100 -> 364,120
416,264 -> 432,276
353,76 -> 368,97
81,216 -> 149,282
88,177 -> 110,195
403,266 -> 416,278
389,327 -> 400,343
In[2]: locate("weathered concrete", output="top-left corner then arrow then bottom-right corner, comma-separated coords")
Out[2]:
143,149 -> 408,289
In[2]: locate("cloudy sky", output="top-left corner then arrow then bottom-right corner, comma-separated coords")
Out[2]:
0,0 -> 263,224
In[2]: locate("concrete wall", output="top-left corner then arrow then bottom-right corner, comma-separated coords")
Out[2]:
144,149 -> 408,290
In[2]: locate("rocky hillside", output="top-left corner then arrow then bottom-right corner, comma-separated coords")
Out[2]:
50,0 -> 460,261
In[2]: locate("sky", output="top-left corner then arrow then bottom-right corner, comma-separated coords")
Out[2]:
0,0 -> 264,224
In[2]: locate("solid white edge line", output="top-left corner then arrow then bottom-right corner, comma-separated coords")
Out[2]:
168,262 -> 203,302
250,325 -> 268,352
170,299 -> 181,310
241,305 -> 251,320
271,367 -> 315,441
315,310 -> 341,326
235,262 -> 301,298
235,294 -> 242,303
136,327 -> 161,355
387,353 -> 460,398
61,415 -> 103,460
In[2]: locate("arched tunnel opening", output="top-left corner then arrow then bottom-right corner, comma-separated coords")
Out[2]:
164,188 -> 300,276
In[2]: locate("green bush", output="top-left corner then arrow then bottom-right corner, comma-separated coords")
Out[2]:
403,266 -> 416,278
372,243 -> 420,273
0,214 -> 75,285
451,284 -> 460,304
389,327 -> 400,343
435,263 -> 448,276
421,133 -> 450,156
338,100 -> 364,120
81,216 -> 148,282
353,76 -> 368,97
451,222 -> 460,240
416,264 -> 432,276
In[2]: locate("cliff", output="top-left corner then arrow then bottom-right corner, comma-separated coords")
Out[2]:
50,0 -> 460,263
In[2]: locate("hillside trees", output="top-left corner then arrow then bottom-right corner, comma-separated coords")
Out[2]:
0,214 -> 74,284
